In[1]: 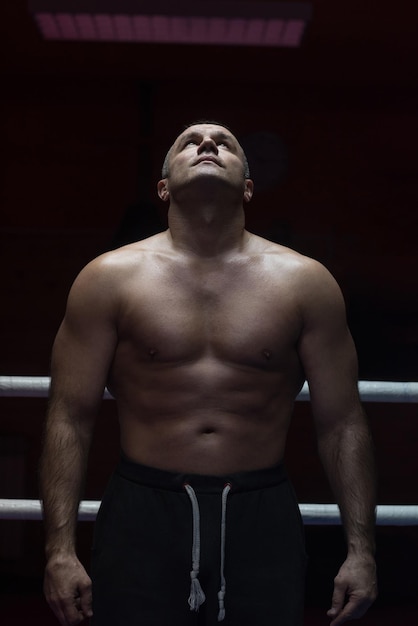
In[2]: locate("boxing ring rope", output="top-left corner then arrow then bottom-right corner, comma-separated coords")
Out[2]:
1,376 -> 418,525
1,376 -> 418,402
0,499 -> 417,525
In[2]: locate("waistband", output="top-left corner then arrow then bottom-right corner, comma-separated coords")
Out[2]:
116,453 -> 287,493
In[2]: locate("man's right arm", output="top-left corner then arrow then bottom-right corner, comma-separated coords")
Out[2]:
40,258 -> 118,626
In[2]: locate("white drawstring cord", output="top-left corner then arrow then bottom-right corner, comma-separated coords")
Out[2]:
184,484 -> 206,611
217,483 -> 231,621
184,482 -> 232,620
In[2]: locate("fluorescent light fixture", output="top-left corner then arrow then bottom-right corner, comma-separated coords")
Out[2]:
29,1 -> 312,47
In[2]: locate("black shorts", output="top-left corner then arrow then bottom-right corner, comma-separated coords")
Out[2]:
91,455 -> 307,626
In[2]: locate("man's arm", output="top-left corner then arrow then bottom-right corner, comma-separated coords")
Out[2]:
297,260 -> 377,626
40,259 -> 118,626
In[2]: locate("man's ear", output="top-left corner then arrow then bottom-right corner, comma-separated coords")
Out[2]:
157,179 -> 170,202
243,179 -> 254,203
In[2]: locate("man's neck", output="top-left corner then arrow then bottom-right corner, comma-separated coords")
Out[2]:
167,201 -> 247,258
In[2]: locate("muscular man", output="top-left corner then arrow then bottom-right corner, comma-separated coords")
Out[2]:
40,122 -> 377,626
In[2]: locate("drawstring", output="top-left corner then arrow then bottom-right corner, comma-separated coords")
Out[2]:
184,482 -> 232,621
217,483 -> 231,621
184,484 -> 206,611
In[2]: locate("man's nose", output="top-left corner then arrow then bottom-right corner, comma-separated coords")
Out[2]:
197,137 -> 218,154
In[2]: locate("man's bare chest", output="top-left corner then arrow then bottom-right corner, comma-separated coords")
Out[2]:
116,260 -> 302,368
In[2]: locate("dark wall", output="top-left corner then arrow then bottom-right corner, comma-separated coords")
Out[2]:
3,76 -> 417,376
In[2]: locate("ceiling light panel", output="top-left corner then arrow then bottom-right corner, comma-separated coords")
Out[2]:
29,1 -> 312,47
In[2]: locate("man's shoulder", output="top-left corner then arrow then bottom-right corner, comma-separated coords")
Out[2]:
249,232 -> 325,275
67,233 -> 169,300
83,231 -> 169,274
247,233 -> 342,306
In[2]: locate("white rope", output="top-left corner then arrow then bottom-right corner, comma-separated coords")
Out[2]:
1,499 -> 417,525
1,376 -> 418,402
299,504 -> 418,525
1,377 -> 417,526
0,376 -> 51,397
0,499 -> 98,521
0,376 -> 113,399
299,380 -> 418,403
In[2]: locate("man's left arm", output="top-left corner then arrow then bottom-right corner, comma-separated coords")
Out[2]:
297,260 -> 378,626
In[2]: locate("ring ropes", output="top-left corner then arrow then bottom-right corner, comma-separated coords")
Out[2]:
1,376 -> 417,524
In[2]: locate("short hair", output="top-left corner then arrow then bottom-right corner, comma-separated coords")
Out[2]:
161,120 -> 250,179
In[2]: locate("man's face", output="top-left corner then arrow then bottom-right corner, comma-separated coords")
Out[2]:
166,124 -> 249,189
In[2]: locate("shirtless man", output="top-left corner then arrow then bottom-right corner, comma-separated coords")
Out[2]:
40,122 -> 377,626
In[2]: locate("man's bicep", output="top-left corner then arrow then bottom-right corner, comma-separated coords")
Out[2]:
297,267 -> 361,432
49,265 -> 118,415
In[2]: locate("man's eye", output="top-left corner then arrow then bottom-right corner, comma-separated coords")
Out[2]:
218,142 -> 229,148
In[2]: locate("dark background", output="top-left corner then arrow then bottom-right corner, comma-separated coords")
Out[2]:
1,1 -> 417,623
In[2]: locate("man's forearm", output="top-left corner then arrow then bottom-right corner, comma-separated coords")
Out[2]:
40,411 -> 93,559
318,414 -> 377,555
